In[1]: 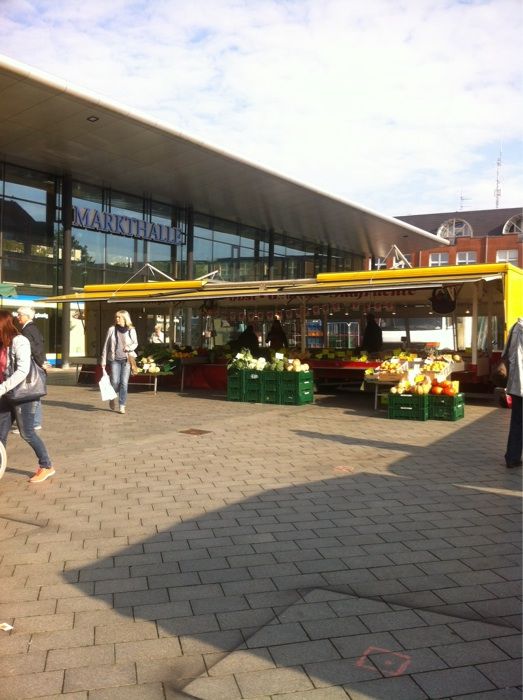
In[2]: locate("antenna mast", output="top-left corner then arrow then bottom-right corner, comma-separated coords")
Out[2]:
459,191 -> 471,211
494,147 -> 502,208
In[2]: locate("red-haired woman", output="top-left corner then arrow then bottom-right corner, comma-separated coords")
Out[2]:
0,311 -> 54,483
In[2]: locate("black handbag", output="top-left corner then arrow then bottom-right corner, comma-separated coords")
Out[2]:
5,348 -> 47,404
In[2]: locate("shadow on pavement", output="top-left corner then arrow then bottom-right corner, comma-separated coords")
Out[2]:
66,410 -> 522,698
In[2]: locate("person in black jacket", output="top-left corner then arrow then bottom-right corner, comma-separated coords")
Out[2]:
361,312 -> 383,354
15,306 -> 46,430
266,316 -> 289,352
232,325 -> 259,355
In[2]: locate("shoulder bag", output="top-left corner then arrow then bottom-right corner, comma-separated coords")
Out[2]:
5,347 -> 47,404
490,325 -> 515,389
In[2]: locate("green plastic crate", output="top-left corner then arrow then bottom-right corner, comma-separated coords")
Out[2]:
429,392 -> 465,421
280,371 -> 314,388
226,371 -> 244,401
261,371 -> 282,404
280,388 -> 314,405
388,393 -> 429,421
243,370 -> 263,402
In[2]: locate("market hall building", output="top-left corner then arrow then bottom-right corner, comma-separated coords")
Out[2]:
0,55 -> 446,365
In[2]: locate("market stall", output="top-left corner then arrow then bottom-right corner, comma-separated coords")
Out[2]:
45,263 -> 522,400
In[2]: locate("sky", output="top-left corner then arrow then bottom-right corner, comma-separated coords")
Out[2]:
0,0 -> 521,216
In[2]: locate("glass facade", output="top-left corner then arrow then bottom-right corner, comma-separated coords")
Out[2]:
0,158 -> 362,357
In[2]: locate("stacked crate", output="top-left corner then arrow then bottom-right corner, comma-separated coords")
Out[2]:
428,393 -> 465,421
388,393 -> 429,421
226,370 -> 314,405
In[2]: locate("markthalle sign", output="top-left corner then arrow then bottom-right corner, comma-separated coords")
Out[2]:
73,207 -> 186,246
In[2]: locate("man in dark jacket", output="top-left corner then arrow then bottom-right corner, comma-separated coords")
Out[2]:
361,312 -> 383,354
15,306 -> 46,430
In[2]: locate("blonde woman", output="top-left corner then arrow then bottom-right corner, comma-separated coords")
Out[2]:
100,310 -> 138,414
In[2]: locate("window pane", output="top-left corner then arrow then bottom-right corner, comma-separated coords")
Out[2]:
456,251 -> 477,265
72,228 -> 104,265
496,249 -> 518,263
4,164 -> 51,204
429,253 -> 449,267
72,181 -> 104,208
110,190 -> 143,217
3,257 -> 55,286
107,235 -> 134,268
148,242 -> 172,275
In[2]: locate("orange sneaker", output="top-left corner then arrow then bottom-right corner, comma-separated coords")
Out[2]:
29,468 -> 56,483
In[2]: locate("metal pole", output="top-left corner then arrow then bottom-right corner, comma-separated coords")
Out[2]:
471,282 -> 479,365
61,175 -> 73,368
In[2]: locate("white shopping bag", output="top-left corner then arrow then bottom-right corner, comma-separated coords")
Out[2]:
98,372 -> 117,401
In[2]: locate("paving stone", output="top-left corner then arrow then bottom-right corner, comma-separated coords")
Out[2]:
414,666 -> 496,697
30,626 -> 95,650
46,642 -> 114,670
305,657 -> 382,686
115,636 -> 182,662
95,620 -> 159,644
344,675 -> 428,699
270,638 -> 340,667
433,639 -> 509,666
452,690 -> 523,699
13,613 -> 73,633
63,662 -> 136,692
0,670 -> 64,700
179,629 -> 244,655
206,648 -> 275,675
136,654 -> 207,684
476,659 -> 523,688
490,634 -> 523,658
235,666 -> 314,696
0,649 -> 47,675
183,673 -> 242,699
89,683 -> 166,700
272,689 -> 350,699
392,623 -> 464,649
359,609 -> 426,632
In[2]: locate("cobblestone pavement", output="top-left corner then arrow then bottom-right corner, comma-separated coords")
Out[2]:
0,373 -> 521,700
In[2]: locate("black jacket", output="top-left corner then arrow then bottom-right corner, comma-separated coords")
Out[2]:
21,321 -> 46,366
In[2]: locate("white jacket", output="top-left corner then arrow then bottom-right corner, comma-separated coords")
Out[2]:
100,325 -> 138,366
0,335 -> 32,397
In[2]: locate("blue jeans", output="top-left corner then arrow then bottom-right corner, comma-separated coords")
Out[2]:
34,399 -> 42,427
505,394 -> 522,466
110,359 -> 131,407
0,397 -> 52,468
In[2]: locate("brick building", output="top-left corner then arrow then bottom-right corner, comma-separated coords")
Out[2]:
372,207 -> 522,269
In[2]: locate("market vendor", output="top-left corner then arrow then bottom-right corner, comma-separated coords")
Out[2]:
361,313 -> 383,353
232,325 -> 259,355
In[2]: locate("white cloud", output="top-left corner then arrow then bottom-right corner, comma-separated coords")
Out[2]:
0,0 -> 521,215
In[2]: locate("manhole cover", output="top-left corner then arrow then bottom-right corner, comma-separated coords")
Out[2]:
179,428 -> 212,435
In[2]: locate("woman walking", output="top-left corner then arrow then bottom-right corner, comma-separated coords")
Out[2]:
101,310 -> 138,414
0,310 -> 54,483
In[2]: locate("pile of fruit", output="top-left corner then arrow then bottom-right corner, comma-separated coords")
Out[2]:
312,350 -> 369,361
366,356 -> 406,379
429,379 -> 459,396
390,374 -> 432,395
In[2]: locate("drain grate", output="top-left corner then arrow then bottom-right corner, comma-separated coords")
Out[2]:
179,428 -> 212,436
